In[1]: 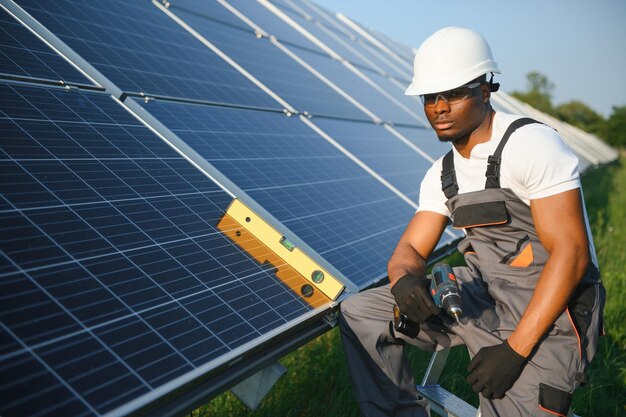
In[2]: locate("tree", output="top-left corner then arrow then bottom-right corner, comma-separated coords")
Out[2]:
555,100 -> 607,140
510,71 -> 555,115
509,71 -> 621,148
605,105 -> 626,148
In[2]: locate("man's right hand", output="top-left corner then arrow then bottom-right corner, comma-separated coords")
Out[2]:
390,274 -> 441,323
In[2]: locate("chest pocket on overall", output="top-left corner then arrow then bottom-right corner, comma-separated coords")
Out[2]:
451,200 -> 509,229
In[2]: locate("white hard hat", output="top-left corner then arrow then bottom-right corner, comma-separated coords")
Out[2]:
405,27 -> 500,96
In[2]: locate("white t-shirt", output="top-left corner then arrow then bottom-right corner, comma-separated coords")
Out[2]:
417,111 -> 598,265
417,112 -> 581,217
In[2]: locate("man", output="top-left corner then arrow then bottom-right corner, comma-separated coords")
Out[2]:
339,27 -> 605,417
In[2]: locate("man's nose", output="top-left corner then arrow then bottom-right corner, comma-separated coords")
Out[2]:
433,95 -> 450,113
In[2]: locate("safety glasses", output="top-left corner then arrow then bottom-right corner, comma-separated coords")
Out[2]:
420,81 -> 485,107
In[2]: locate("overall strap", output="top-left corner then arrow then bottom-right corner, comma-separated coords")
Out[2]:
440,150 -> 458,199
485,117 -> 539,189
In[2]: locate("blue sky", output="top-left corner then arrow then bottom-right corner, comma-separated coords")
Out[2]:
312,0 -> 626,118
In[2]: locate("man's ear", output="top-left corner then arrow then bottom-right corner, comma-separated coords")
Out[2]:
482,84 -> 491,103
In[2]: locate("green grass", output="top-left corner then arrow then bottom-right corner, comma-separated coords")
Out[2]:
197,155 -> 626,417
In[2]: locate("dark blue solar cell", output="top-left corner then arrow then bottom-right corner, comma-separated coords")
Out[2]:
0,7 -> 92,84
169,6 -> 369,120
138,98 -> 416,286
16,0 -> 279,107
0,83 -> 320,417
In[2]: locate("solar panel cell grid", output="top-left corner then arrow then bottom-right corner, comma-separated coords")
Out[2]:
0,83 -> 321,417
0,7 -> 92,85
17,0 -> 279,107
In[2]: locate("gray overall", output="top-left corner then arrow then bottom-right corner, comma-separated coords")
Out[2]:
340,118 -> 605,417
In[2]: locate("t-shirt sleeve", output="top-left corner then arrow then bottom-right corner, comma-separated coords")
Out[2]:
508,124 -> 581,199
416,159 -> 451,217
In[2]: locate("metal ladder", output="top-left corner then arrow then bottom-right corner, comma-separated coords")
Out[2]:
416,349 -> 478,417
415,350 -> 581,417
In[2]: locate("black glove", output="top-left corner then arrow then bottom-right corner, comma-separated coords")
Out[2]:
390,274 -> 441,323
466,340 -> 527,399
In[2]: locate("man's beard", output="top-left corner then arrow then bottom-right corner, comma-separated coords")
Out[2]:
437,132 -> 470,146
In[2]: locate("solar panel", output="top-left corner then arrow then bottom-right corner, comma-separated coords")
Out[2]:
16,0 -> 280,108
0,82 -> 343,417
164,4 -> 370,120
134,96 -> 417,287
0,6 -> 92,85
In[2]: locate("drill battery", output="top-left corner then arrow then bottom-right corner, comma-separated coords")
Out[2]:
393,303 -> 420,338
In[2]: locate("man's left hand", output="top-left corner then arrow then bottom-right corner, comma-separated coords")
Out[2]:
466,340 -> 527,399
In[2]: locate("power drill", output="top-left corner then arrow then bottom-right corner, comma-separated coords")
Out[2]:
393,263 -> 463,337
429,262 -> 462,324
